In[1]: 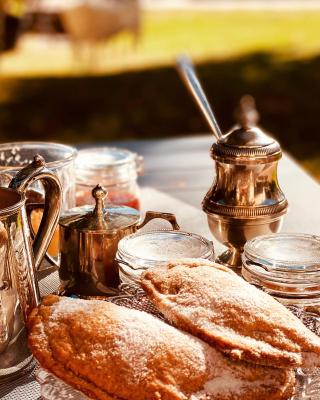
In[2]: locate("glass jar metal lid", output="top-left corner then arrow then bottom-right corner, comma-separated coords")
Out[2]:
242,233 -> 320,305
117,230 -> 214,270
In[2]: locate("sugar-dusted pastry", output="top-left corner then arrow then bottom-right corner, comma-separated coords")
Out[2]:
141,259 -> 320,368
28,295 -> 295,400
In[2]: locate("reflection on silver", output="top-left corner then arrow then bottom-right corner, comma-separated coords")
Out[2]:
0,156 -> 62,382
203,96 -> 288,268
58,184 -> 180,297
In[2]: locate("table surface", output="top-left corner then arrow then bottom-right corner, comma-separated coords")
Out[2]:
3,135 -> 320,400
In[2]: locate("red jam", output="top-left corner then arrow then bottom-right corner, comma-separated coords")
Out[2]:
76,190 -> 140,210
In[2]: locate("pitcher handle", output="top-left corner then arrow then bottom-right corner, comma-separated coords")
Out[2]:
25,203 -> 60,270
9,155 -> 62,270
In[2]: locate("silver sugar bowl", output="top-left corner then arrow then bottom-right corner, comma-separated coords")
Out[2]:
202,98 -> 288,268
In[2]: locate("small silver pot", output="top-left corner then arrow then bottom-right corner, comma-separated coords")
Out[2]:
58,184 -> 179,296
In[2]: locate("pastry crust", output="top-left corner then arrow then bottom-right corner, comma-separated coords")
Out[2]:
141,259 -> 320,368
28,295 -> 295,400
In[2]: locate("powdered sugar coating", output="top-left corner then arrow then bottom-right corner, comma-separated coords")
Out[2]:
141,259 -> 320,368
29,295 -> 295,400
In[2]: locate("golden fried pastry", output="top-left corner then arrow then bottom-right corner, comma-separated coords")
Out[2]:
28,295 -> 294,400
141,259 -> 320,369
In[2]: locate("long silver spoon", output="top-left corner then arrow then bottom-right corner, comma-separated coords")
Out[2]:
176,55 -> 223,141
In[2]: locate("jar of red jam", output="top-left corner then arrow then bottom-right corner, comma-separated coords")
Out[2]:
75,147 -> 143,210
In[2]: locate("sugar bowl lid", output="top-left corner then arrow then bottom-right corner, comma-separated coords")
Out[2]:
211,96 -> 281,163
59,184 -> 140,233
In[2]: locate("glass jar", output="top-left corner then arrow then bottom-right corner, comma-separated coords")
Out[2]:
75,147 -> 143,210
116,230 -> 214,285
0,141 -> 77,209
0,142 -> 77,259
242,233 -> 320,307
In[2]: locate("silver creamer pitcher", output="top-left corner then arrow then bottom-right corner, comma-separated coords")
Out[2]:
0,155 -> 61,381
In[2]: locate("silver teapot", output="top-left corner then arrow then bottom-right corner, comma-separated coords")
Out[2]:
0,155 -> 61,381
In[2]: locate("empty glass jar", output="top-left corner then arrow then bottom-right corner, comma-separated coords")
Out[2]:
242,233 -> 320,307
0,142 -> 77,260
0,141 -> 77,208
75,147 -> 143,210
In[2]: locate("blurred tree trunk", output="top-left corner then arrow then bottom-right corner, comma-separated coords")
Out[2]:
0,2 -> 4,52
1,14 -> 20,52
0,2 -> 4,74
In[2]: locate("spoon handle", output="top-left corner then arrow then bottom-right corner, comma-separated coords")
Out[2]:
176,55 -> 223,141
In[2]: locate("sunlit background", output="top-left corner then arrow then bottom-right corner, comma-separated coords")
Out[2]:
1,0 -> 320,179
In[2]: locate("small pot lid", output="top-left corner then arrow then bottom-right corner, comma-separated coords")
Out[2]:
212,96 -> 281,162
59,184 -> 140,233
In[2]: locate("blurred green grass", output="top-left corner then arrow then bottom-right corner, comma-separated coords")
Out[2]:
142,10 -> 320,59
0,10 -> 320,180
2,10 -> 320,76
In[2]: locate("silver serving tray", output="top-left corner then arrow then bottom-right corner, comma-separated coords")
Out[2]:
36,285 -> 320,400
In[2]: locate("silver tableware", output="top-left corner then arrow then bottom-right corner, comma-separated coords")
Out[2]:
0,155 -> 62,381
176,55 -> 222,140
176,57 -> 288,269
58,184 -> 179,296
205,97 -> 288,268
